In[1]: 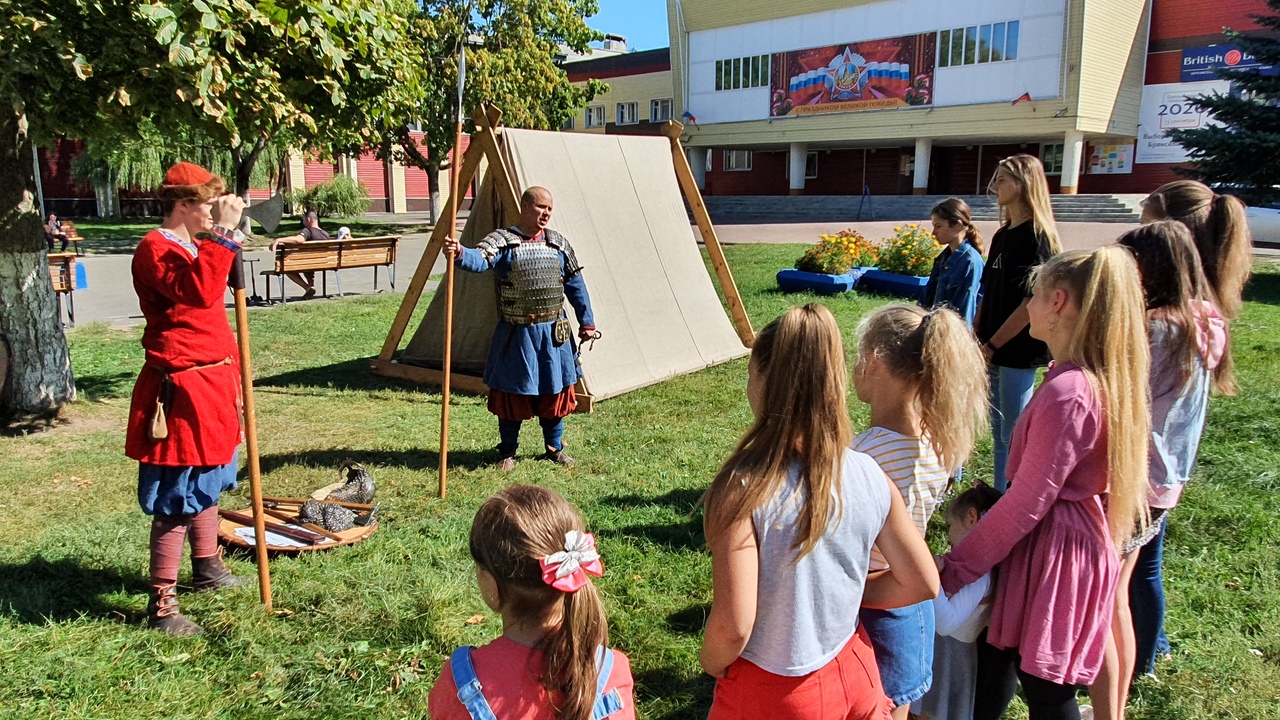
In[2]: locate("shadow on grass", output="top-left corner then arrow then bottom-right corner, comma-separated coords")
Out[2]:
247,447 -> 496,479
75,370 -> 137,402
633,667 -> 714,720
667,604 -> 710,635
1243,269 -> 1280,306
602,488 -> 705,550
254,356 -> 486,398
0,557 -> 146,625
601,488 -> 704,513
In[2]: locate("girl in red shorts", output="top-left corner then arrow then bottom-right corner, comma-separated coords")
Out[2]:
699,303 -> 940,720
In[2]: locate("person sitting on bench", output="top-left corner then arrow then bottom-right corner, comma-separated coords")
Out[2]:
270,210 -> 330,299
45,213 -> 69,253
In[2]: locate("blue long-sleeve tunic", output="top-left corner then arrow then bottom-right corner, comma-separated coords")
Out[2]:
457,242 -> 594,396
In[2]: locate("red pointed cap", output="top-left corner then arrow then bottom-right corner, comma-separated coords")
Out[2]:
163,162 -> 215,186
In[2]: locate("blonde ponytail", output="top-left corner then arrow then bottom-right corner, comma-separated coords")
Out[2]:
857,305 -> 989,475
1035,247 -> 1151,544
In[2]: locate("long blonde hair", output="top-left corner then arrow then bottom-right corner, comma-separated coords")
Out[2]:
703,304 -> 851,560
993,154 -> 1062,256
470,485 -> 608,720
856,304 -> 989,475
1034,247 -> 1151,544
1142,180 -> 1252,322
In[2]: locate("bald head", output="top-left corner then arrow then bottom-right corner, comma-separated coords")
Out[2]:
518,186 -> 555,235
520,186 -> 553,208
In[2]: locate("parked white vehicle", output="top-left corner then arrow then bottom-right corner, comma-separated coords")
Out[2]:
1247,206 -> 1280,245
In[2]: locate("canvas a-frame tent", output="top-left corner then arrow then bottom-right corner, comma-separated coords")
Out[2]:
371,105 -> 755,409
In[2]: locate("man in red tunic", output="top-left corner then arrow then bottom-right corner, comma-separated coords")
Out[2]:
125,162 -> 249,636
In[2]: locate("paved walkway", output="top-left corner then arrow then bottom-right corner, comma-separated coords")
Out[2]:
714,220 -> 1141,252
72,233 -> 448,328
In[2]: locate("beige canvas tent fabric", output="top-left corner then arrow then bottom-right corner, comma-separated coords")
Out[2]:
400,128 -> 748,401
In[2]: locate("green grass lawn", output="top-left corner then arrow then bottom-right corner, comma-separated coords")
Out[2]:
2,245 -> 1278,719
62,216 -> 432,255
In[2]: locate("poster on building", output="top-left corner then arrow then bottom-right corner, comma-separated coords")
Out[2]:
1086,143 -> 1134,174
1136,81 -> 1231,164
1181,44 -> 1278,82
769,33 -> 936,117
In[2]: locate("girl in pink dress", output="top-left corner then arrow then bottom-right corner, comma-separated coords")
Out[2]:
939,246 -> 1151,720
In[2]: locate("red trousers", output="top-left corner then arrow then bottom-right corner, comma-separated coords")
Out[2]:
708,625 -> 893,720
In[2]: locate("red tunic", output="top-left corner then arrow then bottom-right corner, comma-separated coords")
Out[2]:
125,230 -> 242,466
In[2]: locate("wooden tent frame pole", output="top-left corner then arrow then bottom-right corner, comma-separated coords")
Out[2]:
660,121 -> 755,347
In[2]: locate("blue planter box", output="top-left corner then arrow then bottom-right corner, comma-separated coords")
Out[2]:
776,267 -> 868,295
858,269 -> 929,301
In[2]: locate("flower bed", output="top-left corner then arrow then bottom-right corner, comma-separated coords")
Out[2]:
777,230 -> 877,295
856,224 -> 941,301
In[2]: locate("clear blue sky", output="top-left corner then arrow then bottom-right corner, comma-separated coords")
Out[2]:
587,0 -> 670,51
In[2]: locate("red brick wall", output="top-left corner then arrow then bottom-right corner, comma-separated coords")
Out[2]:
1150,0 -> 1262,45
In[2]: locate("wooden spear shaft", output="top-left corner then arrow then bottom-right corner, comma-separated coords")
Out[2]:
439,116 -> 463,501
230,251 -> 273,611
440,34 -> 468,500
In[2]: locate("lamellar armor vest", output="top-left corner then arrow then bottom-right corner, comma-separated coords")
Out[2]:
476,228 -> 582,325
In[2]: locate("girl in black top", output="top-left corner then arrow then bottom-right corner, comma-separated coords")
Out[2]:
976,154 -> 1062,492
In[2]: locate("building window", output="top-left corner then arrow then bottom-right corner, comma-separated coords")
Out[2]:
724,150 -> 753,171
1041,143 -> 1065,175
706,150 -> 713,173
584,105 -> 604,128
938,20 -> 1020,68
651,98 -> 673,122
561,116 -> 574,130
785,151 -> 819,180
715,55 -> 770,91
616,102 -> 639,125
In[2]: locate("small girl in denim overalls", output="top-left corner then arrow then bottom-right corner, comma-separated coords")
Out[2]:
428,485 -> 634,720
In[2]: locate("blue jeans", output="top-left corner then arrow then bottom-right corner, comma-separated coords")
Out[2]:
989,366 -> 1037,493
1130,514 -> 1170,674
860,601 -> 935,707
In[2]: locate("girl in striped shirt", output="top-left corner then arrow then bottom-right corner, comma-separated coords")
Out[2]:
852,304 -> 990,720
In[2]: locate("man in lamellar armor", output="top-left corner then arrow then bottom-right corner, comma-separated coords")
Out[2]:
445,186 -> 597,470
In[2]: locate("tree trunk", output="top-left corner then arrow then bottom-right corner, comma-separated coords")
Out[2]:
0,109 -> 76,422
232,138 -> 267,234
428,161 -> 441,225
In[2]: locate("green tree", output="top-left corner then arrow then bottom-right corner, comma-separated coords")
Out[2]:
0,0 -> 426,421
383,0 -> 607,219
70,123 -> 289,217
1169,0 -> 1280,204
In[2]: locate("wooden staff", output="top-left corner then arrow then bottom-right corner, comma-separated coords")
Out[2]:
228,245 -> 273,612
439,34 -> 468,500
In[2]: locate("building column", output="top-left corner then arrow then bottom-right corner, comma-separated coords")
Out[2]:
1060,130 -> 1085,195
389,155 -> 407,214
789,142 -> 807,196
688,147 -> 708,190
913,138 -> 932,195
286,151 -> 307,195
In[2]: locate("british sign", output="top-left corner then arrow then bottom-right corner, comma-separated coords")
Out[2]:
1181,44 -> 1277,82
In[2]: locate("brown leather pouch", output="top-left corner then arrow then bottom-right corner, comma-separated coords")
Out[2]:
149,375 -> 172,441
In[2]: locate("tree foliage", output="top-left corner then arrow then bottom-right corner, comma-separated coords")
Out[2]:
1170,0 -> 1280,204
385,0 -> 608,200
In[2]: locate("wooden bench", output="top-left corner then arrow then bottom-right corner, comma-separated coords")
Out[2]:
261,235 -> 399,303
47,252 -> 76,326
60,221 -> 86,256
